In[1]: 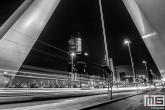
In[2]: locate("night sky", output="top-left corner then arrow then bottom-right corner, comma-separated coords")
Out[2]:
0,0 -> 161,77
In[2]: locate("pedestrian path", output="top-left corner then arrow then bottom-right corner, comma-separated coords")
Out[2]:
89,88 -> 161,110
131,89 -> 165,110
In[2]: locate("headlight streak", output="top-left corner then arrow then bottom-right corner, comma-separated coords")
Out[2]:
0,68 -> 103,82
0,68 -> 68,78
14,74 -> 93,83
0,66 -> 106,79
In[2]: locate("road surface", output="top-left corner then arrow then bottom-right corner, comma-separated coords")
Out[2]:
0,88 -> 152,110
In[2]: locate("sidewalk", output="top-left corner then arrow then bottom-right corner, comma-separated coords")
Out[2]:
131,88 -> 165,110
89,88 -> 163,110
156,87 -> 165,94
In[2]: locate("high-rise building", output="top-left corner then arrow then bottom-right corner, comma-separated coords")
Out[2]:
68,34 -> 88,81
69,37 -> 77,53
73,52 -> 88,75
69,34 -> 81,53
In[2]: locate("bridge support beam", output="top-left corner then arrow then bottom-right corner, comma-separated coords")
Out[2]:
0,0 -> 60,89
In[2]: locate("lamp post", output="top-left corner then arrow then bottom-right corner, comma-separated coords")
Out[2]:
143,61 -> 149,87
150,69 -> 156,89
81,52 -> 88,88
70,52 -> 75,88
150,69 -> 154,80
150,69 -> 152,88
124,39 -> 137,92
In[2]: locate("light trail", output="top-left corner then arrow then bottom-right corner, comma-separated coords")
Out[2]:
0,68 -> 105,82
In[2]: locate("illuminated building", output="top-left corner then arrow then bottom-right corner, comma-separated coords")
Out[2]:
69,34 -> 82,53
68,34 -> 88,80
114,64 -> 148,83
68,34 -> 82,75
74,52 -> 88,75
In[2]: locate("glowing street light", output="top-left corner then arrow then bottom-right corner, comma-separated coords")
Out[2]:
85,53 -> 88,56
124,39 -> 131,44
71,52 -> 75,56
124,39 -> 137,92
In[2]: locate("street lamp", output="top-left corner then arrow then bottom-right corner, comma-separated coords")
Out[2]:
70,52 -> 75,88
150,69 -> 153,81
150,69 -> 156,88
142,61 -> 149,86
151,73 -> 157,81
124,39 -> 137,92
2,72 -> 13,88
150,69 -> 155,79
85,53 -> 88,56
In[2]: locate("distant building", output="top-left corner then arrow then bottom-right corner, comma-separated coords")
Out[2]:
73,52 -> 88,75
68,34 -> 81,53
68,34 -> 88,80
114,64 -> 148,83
